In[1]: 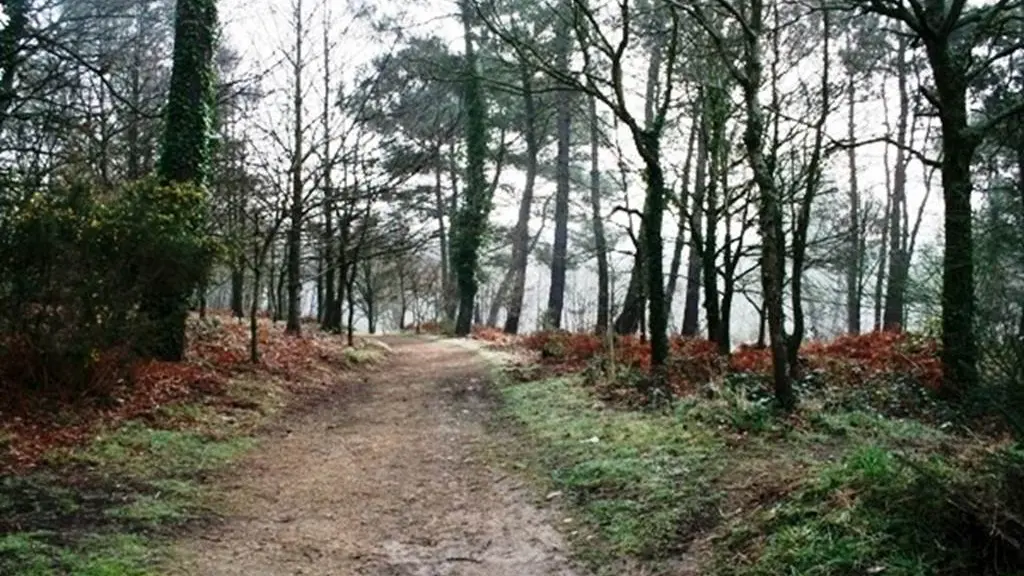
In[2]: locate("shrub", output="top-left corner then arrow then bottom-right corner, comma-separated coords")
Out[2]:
0,179 -> 214,399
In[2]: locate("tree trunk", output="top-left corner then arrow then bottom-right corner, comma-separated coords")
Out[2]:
882,38 -> 909,332
874,160 -> 891,331
286,0 -> 305,335
315,249 -> 324,323
504,64 -> 539,334
681,104 -> 708,337
320,12 -> 337,333
250,261 -> 261,363
453,0 -> 490,336
147,0 -> 217,361
614,41 -> 664,338
231,262 -> 245,319
346,264 -> 356,347
545,10 -> 572,329
739,0 -> 793,408
928,52 -> 980,398
486,266 -> 513,327
665,121 -> 696,318
845,71 -> 862,334
787,9 -> 829,379
702,84 -> 726,349
613,238 -> 646,335
432,144 -> 454,324
638,134 -> 669,374
588,92 -> 610,334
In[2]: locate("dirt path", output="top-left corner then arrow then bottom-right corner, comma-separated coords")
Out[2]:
167,337 -> 580,576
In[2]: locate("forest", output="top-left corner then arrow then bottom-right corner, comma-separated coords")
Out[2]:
0,0 -> 1022,573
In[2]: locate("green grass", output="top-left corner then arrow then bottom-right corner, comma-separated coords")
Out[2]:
1,423 -> 256,575
499,374 -> 1021,576
501,377 -> 730,570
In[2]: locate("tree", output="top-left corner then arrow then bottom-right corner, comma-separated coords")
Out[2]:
478,0 -> 681,377
683,0 -> 795,408
149,0 -> 217,361
545,0 -> 573,329
587,88 -> 610,333
452,0 -> 492,337
859,0 -> 1024,398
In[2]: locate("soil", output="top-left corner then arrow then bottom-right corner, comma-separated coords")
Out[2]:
166,337 -> 582,576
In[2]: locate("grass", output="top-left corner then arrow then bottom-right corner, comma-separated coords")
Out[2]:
499,377 -> 730,571
0,380 -> 270,576
498,373 -> 1022,575
0,423 -> 254,575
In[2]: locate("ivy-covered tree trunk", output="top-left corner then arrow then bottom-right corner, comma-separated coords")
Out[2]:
453,0 -> 490,337
636,131 -> 670,376
151,0 -> 217,361
932,70 -> 980,398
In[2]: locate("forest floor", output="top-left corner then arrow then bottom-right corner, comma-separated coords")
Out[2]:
3,323 -> 1019,576
165,337 -> 581,576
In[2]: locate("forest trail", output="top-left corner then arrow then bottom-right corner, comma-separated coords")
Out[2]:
166,337 -> 580,576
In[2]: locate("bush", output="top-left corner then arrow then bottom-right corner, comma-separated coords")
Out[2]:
0,179 -> 214,398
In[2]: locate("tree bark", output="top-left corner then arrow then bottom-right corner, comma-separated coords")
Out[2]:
504,63 -> 540,334
681,102 -> 708,337
613,38 -> 665,337
320,9 -> 338,333
787,8 -> 830,378
738,0 -> 793,408
588,92 -> 610,334
882,37 -> 910,332
665,121 -> 696,318
453,0 -> 490,336
702,83 -> 726,349
230,264 -> 245,319
286,0 -> 305,335
545,8 -> 572,329
845,71 -> 862,334
486,266 -> 513,327
928,48 -> 980,397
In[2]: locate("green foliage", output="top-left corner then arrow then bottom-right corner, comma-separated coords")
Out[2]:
0,531 -> 155,576
453,5 -> 492,336
158,0 -> 218,188
0,178 -> 215,395
717,444 -> 995,576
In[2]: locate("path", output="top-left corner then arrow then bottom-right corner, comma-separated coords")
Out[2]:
167,337 -> 580,576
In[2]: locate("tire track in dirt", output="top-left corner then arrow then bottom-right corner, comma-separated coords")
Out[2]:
166,337 -> 581,576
